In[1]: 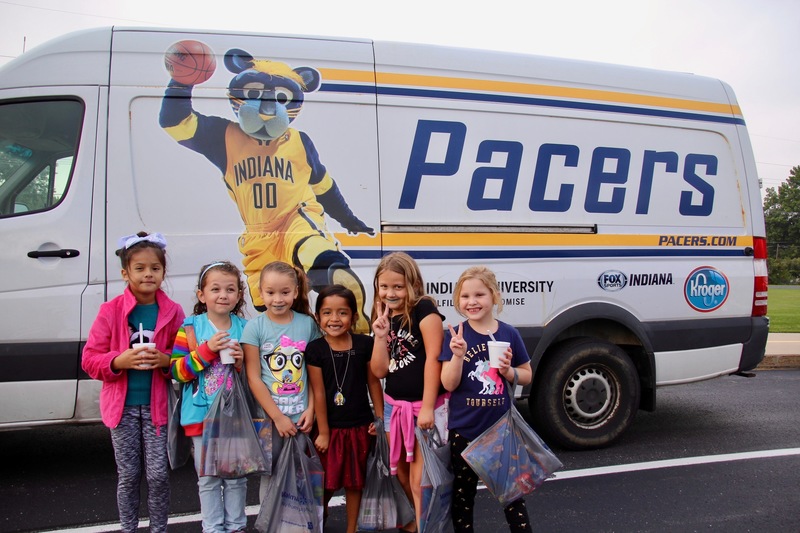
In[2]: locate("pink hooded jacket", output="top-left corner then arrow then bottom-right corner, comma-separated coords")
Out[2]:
82,287 -> 185,429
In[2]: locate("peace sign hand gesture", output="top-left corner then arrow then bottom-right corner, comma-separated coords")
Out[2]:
372,300 -> 391,340
448,322 -> 467,359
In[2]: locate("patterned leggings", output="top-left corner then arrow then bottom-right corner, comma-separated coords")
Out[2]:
449,430 -> 532,533
110,405 -> 170,532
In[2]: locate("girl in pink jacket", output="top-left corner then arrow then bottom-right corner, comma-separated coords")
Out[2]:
82,231 -> 184,533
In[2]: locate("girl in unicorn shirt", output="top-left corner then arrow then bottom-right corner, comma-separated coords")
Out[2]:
440,266 -> 533,533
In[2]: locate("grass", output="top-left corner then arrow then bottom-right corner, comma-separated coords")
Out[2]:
768,286 -> 800,333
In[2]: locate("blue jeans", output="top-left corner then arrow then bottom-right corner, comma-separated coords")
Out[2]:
192,436 -> 248,533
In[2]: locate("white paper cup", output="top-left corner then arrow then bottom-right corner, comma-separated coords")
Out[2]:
487,340 -> 510,368
132,342 -> 157,369
132,342 -> 156,352
219,339 -> 238,364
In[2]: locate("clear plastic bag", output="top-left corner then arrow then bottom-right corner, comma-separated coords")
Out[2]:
416,427 -> 453,533
357,418 -> 415,531
252,417 -> 273,476
461,383 -> 563,506
200,366 -> 268,478
255,433 -> 324,533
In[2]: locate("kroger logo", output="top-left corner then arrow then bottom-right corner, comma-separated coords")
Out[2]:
598,270 -> 628,291
684,267 -> 729,312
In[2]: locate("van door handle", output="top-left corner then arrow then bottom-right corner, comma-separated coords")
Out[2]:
27,249 -> 80,259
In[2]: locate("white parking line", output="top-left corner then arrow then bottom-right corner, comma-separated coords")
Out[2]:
549,447 -> 800,480
42,447 -> 800,532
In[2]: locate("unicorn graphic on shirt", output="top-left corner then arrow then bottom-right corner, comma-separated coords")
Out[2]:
468,360 -> 504,395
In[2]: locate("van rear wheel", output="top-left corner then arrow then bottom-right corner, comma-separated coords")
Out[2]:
531,338 -> 640,450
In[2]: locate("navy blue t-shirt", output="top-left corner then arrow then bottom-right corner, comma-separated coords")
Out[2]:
440,320 -> 530,440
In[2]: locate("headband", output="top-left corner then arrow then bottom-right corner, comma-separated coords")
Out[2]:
198,261 -> 228,287
117,232 -> 167,250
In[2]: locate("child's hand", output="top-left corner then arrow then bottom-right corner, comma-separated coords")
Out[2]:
274,414 -> 298,438
297,407 -> 314,433
151,349 -> 170,369
372,301 -> 391,340
448,322 -> 467,358
417,406 -> 434,430
499,347 -> 515,380
368,422 -> 377,436
314,432 -> 330,453
121,345 -> 163,370
206,331 -> 230,353
113,348 -> 141,371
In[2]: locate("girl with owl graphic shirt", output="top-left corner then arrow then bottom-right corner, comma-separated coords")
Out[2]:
440,266 -> 533,533
241,261 -> 321,498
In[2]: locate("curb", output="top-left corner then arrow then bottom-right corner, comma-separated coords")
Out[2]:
756,354 -> 800,370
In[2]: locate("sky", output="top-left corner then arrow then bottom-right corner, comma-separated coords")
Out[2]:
1,0 -> 798,194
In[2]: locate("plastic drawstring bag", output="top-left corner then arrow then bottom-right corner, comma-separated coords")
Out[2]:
241,362 -> 273,476
357,418 -> 415,531
167,381 -> 192,470
461,374 -> 563,506
255,433 -> 324,533
252,417 -> 273,476
200,366 -> 268,478
416,426 -> 453,533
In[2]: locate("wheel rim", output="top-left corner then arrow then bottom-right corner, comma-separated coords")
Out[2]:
563,365 -> 618,427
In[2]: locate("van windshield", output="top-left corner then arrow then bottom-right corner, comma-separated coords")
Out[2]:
0,100 -> 83,217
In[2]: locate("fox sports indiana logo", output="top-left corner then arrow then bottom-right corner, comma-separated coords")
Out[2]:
684,267 -> 729,312
598,270 -> 628,291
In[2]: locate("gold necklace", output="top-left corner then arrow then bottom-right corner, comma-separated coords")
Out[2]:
328,336 -> 352,406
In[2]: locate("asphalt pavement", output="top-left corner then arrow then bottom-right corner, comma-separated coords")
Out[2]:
759,332 -> 800,369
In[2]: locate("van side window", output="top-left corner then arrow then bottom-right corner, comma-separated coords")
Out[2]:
0,100 -> 83,217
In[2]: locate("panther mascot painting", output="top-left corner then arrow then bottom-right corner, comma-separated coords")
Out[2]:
159,40 -> 373,331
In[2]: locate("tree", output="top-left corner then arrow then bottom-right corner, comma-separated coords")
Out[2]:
763,165 -> 800,283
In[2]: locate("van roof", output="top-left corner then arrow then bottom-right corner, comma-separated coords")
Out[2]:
0,26 -> 736,112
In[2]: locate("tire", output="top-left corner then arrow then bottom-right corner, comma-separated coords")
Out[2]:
530,338 -> 640,450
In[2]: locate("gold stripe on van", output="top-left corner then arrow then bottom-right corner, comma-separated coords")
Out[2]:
319,69 -> 742,117
335,232 -> 752,248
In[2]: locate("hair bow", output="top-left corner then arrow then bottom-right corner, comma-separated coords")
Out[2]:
116,232 -> 168,250
279,335 -> 306,351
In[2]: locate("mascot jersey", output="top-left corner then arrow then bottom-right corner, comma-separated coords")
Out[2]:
166,112 -> 336,232
240,311 -> 321,423
440,320 -> 530,440
224,125 -> 332,231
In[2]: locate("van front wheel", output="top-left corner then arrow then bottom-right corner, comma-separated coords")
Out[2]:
531,338 -> 640,450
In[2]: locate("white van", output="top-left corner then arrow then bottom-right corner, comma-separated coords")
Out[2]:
0,27 -> 768,449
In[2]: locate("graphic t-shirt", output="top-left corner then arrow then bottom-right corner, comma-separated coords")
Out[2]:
383,298 -> 445,401
126,303 -> 158,406
440,320 -> 530,440
306,334 -> 374,428
240,312 -> 320,423
170,313 -> 248,432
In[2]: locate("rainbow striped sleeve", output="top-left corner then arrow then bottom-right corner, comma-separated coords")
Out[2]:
170,326 -> 208,383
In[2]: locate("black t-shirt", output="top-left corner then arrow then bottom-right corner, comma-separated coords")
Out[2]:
305,333 -> 375,428
384,298 -> 446,401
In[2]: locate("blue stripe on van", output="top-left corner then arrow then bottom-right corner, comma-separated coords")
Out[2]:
320,83 -> 746,126
344,248 -> 746,260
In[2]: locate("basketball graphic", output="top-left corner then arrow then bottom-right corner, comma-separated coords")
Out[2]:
164,40 -> 216,85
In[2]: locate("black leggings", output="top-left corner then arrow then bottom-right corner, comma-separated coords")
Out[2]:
449,429 -> 532,533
